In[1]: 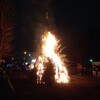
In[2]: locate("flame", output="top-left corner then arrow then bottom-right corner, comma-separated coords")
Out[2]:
36,56 -> 45,84
36,32 -> 70,84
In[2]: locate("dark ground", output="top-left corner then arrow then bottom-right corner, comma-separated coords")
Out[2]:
6,70 -> 100,100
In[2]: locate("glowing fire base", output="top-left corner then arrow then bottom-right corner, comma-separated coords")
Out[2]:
35,32 -> 70,84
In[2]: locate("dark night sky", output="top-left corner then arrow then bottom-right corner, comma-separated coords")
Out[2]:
53,0 -> 100,63
15,0 -> 100,63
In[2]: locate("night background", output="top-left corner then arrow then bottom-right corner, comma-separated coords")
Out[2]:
14,0 -> 100,64
0,0 -> 100,100
54,0 -> 100,63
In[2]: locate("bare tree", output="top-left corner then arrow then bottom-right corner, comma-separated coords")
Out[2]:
0,0 -> 16,63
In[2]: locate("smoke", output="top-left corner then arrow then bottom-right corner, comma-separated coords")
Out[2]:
32,0 -> 57,57
15,0 -> 56,56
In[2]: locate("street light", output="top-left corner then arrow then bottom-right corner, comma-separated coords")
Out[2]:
90,58 -> 93,62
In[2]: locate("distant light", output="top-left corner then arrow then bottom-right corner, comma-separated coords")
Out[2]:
25,62 -> 28,65
29,54 -> 31,56
29,64 -> 34,69
32,59 -> 36,63
24,51 -> 27,54
12,58 -> 14,60
90,59 -> 93,62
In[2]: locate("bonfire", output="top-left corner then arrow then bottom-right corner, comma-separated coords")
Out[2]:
35,32 -> 70,84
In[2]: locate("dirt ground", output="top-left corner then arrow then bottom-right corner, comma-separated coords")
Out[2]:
8,71 -> 100,100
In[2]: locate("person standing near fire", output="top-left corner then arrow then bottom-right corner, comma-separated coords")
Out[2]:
76,63 -> 82,75
97,65 -> 100,77
92,64 -> 97,76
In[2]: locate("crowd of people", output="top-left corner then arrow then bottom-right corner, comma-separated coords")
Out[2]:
1,59 -> 100,78
76,63 -> 100,77
92,64 -> 100,77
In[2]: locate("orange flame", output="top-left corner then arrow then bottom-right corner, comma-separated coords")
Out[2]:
36,32 -> 70,84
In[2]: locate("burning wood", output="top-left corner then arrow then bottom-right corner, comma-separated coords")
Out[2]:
35,32 -> 70,84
